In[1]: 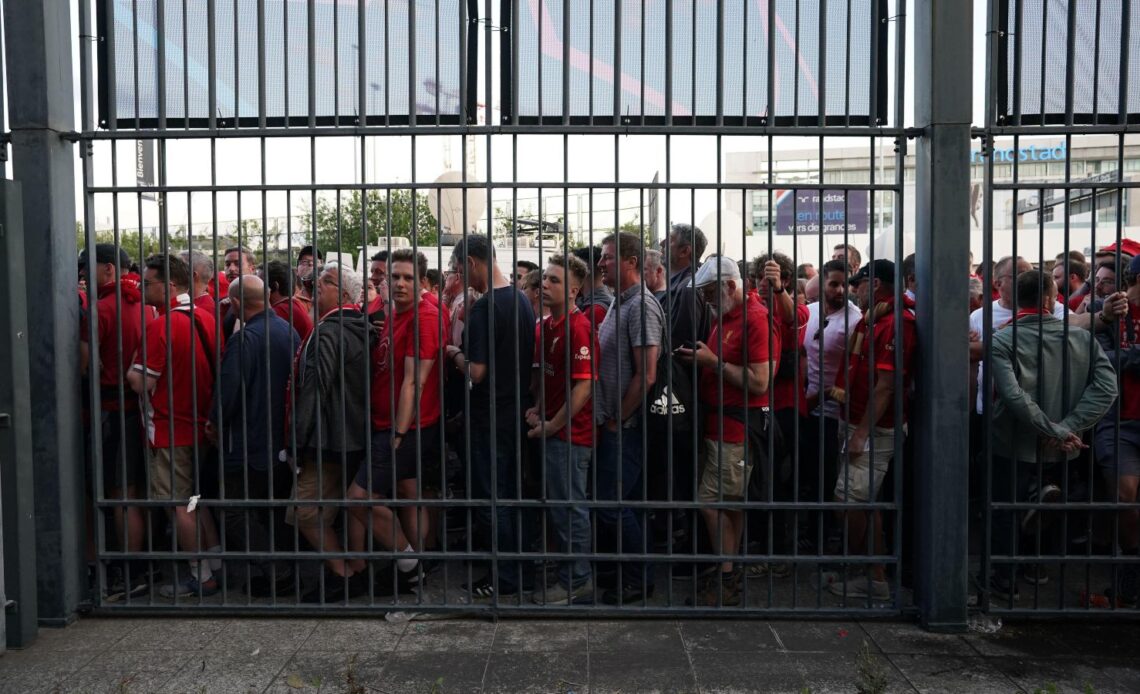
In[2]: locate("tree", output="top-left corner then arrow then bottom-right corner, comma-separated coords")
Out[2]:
76,222 -> 184,267
298,189 -> 438,254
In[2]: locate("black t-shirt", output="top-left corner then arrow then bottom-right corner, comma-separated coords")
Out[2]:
465,286 -> 535,428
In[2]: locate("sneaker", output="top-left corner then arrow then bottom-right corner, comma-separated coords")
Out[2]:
747,562 -> 791,579
532,580 -> 594,606
686,569 -> 742,607
159,575 -> 220,598
828,577 -> 890,601
1021,483 -> 1061,531
1019,564 -> 1049,586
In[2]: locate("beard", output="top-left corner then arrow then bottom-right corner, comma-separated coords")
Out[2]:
710,287 -> 736,317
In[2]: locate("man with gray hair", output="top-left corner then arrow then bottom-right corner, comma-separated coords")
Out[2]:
180,250 -> 219,313
644,248 -> 666,300
289,262 -> 372,602
676,256 -> 775,606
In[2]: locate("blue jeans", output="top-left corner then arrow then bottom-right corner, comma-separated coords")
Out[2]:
470,424 -> 530,592
544,438 -> 593,589
596,425 -> 652,590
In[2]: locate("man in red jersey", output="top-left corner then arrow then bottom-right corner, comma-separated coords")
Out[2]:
749,251 -> 810,578
79,244 -> 153,600
128,254 -> 222,597
265,260 -> 314,341
827,259 -> 916,602
347,249 -> 444,593
676,256 -> 776,606
180,250 -> 219,315
525,253 -> 599,605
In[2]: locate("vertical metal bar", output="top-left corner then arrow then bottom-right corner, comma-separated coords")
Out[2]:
408,0 -> 416,126
766,0 -> 775,124
208,0 -> 217,129
156,0 -> 167,129
307,0 -> 316,127
714,0 -> 723,125
1118,0 -> 1131,124
563,0 -> 570,124
1063,0 -> 1075,127
913,0 -> 970,630
613,0 -> 622,122
254,0 -> 264,127
817,0 -> 827,125
665,0 -> 672,124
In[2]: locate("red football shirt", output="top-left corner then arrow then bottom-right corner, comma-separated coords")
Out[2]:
765,297 -> 809,411
193,292 -> 216,314
272,296 -> 315,342
370,296 -> 444,431
134,297 -> 218,447
81,278 -> 150,411
836,298 -> 917,429
1117,303 -> 1140,421
701,299 -> 778,443
533,309 -> 599,446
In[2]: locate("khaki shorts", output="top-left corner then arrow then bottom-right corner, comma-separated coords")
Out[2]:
149,446 -> 196,501
834,423 -> 899,503
286,459 -> 345,529
698,440 -> 752,502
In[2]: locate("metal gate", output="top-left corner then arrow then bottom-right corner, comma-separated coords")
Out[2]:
976,0 -> 1140,616
72,0 -> 920,617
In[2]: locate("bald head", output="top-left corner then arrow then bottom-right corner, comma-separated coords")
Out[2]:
229,274 -> 266,321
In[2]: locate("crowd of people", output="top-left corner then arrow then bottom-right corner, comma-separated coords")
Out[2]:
77,224 -> 1138,609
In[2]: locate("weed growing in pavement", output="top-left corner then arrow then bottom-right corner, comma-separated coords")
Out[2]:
855,640 -> 888,694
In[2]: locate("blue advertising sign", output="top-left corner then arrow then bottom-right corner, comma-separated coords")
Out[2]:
773,189 -> 869,236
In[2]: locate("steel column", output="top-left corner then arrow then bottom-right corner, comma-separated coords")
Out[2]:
2,0 -> 84,627
912,0 -> 973,632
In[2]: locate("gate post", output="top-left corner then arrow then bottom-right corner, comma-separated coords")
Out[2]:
913,0 -> 972,631
2,0 -> 85,627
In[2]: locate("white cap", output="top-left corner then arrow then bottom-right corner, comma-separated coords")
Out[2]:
692,255 -> 741,288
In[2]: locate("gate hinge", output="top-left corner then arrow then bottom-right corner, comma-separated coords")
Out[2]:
4,599 -> 16,613
0,412 -> 10,428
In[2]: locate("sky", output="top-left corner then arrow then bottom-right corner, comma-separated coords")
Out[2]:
72,0 -> 999,266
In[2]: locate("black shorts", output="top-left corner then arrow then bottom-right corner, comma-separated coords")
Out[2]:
354,424 -> 442,495
94,409 -> 147,493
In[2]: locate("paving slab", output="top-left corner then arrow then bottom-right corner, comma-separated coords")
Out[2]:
0,648 -> 101,694
590,650 -> 698,694
54,651 -> 192,694
588,620 -> 685,654
788,652 -> 917,694
989,656 -> 1128,694
202,618 -> 320,654
770,621 -> 876,654
491,620 -> 589,652
25,619 -> 146,654
483,650 -> 588,693
962,622 -> 1073,658
302,617 -> 407,652
689,650 -> 808,693
264,651 -> 389,693
862,621 -> 976,656
368,651 -> 490,694
397,620 -> 497,653
157,650 -> 293,694
112,618 -> 232,652
677,620 -> 781,652
886,653 -> 1022,694
1091,657 -> 1140,693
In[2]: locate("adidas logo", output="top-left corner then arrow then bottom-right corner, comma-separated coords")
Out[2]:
650,386 -> 686,416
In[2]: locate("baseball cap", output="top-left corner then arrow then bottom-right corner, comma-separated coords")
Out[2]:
692,255 -> 742,288
78,243 -> 131,268
848,259 -> 896,285
1099,239 -> 1140,258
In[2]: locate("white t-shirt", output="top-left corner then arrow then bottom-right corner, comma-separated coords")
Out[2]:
970,298 -> 1066,413
804,300 -> 864,420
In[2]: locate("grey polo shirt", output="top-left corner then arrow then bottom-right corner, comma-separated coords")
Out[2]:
594,282 -> 665,425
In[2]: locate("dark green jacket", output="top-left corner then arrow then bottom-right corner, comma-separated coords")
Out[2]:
990,314 -> 1117,462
